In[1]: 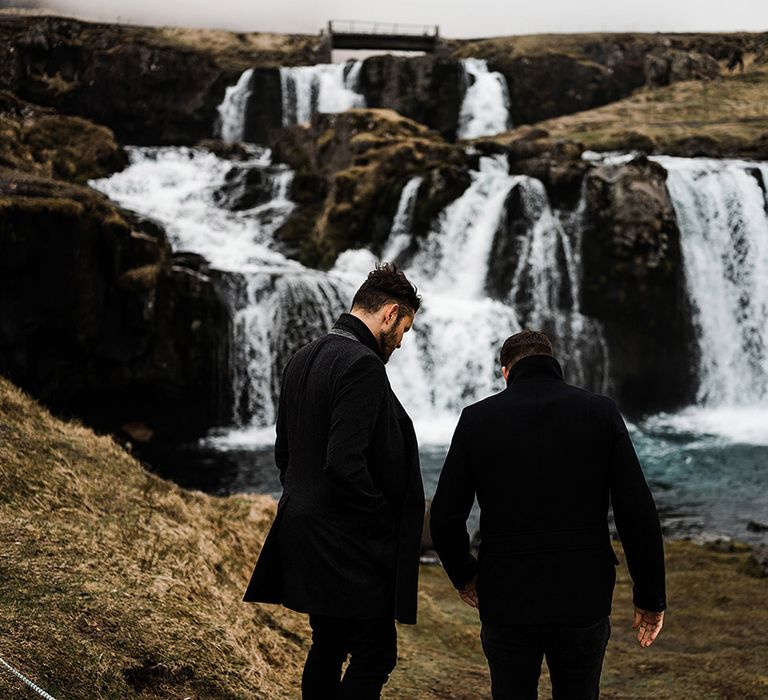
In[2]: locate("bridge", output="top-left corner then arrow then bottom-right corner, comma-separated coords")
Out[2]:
327,20 -> 441,53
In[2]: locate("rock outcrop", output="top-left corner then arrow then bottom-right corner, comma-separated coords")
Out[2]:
0,13 -> 328,145
449,32 -> 759,127
580,156 -> 697,412
0,90 -> 126,182
270,108 -> 471,267
360,55 -> 466,140
645,49 -> 721,87
0,168 -> 232,439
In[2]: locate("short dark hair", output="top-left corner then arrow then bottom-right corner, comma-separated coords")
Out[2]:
351,263 -> 421,317
499,330 -> 554,370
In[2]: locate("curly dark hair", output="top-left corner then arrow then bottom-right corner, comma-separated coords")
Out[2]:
351,263 -> 421,317
499,330 -> 554,370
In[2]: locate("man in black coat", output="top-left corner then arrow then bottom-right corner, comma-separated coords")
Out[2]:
243,264 -> 424,699
430,330 -> 666,700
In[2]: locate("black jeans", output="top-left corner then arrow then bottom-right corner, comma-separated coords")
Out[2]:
302,614 -> 397,700
480,616 -> 611,700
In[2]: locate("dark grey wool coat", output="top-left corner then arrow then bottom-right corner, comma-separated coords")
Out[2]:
430,354 -> 666,626
243,313 -> 425,624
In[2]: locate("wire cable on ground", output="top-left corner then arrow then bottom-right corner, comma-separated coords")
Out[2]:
0,655 -> 59,700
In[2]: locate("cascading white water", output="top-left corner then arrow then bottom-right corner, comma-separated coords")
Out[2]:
457,58 -> 512,139
89,145 -> 351,445
381,176 -> 423,264
91,147 -> 603,446
388,156 -> 522,437
654,157 -> 768,408
280,61 -> 366,127
336,155 -> 604,442
216,69 -> 254,143
505,178 -> 609,393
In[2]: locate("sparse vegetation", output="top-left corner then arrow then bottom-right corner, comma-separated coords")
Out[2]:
499,65 -> 768,157
1,375 -> 766,698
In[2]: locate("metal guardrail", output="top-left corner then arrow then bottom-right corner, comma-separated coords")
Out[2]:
328,20 -> 440,37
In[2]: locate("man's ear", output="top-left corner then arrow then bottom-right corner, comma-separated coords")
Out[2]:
501,366 -> 509,382
383,303 -> 400,326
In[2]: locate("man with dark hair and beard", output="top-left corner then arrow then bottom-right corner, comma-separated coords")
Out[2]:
243,263 -> 425,700
430,329 -> 666,700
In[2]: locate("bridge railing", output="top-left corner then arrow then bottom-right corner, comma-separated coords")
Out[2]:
327,20 -> 440,37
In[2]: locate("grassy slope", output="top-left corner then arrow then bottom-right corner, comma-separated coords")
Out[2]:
1,375 -> 766,699
498,64 -> 768,154
0,375 -> 307,699
0,9 -> 325,70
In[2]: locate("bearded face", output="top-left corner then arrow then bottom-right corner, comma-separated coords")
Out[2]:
378,312 -> 413,364
378,325 -> 401,364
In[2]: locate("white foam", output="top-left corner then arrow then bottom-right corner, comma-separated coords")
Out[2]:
643,406 -> 768,447
458,58 -> 511,139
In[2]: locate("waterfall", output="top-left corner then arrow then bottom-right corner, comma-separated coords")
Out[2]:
654,157 -> 768,407
215,69 -> 254,143
280,61 -> 366,127
89,145 -> 351,445
381,176 -> 423,264
91,146 -> 605,447
362,155 -> 606,442
503,178 -> 609,393
457,58 -> 512,139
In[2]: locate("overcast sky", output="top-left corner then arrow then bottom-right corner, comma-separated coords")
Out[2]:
42,1 -> 768,38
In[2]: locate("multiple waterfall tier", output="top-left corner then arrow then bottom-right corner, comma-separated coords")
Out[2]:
216,57 -> 512,139
91,143 -> 606,445
96,58 -> 768,449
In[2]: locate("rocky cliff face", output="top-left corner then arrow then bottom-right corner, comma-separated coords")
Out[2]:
0,88 -> 233,439
580,156 -> 697,412
0,14 -> 328,145
645,49 -> 721,87
2,14 -> 763,428
449,32 -> 760,127
0,90 -> 127,182
360,56 -> 466,140
0,169 -> 233,439
271,109 -> 471,267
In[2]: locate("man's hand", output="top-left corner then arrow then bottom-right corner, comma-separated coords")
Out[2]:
632,608 -> 664,647
459,576 -> 478,609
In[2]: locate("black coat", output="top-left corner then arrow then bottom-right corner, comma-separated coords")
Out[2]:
430,355 -> 666,625
243,313 -> 425,624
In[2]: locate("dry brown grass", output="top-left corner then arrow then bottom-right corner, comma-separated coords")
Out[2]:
1,374 -> 766,698
501,66 -> 768,153
0,375 -> 307,699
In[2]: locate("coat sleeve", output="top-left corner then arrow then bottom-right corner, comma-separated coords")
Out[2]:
274,357 -> 293,486
607,400 -> 667,612
324,354 -> 392,534
429,410 -> 478,589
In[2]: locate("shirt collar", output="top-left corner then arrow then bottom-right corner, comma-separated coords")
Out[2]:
331,313 -> 385,362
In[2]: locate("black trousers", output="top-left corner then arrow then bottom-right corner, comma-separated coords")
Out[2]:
480,616 -> 611,700
302,614 -> 397,700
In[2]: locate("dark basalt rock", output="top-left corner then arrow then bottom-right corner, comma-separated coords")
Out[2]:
241,68 -> 283,145
645,49 -> 721,87
579,156 -> 697,414
485,182 -> 529,302
410,164 -> 472,238
212,163 -> 275,211
501,53 -> 629,126
0,14 -> 327,146
0,167 -> 232,439
360,55 -> 465,141
0,90 -> 127,182
268,109 -> 471,268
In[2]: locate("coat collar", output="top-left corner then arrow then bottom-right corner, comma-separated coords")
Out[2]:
331,313 -> 385,362
507,354 -> 564,385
